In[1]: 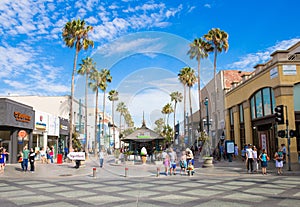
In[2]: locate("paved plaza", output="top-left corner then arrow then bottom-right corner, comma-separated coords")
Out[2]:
0,155 -> 299,207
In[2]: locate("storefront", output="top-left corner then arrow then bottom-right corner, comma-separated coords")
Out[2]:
59,117 -> 69,158
0,98 -> 34,163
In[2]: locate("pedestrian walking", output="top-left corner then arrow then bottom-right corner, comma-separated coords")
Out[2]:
39,147 -> 47,164
49,147 -> 54,163
18,151 -> 24,170
253,146 -> 258,172
259,149 -> 269,175
29,148 -> 36,173
99,149 -> 104,168
164,154 -> 170,176
246,144 -> 254,173
179,151 -> 187,175
275,148 -> 284,175
169,148 -> 177,175
0,147 -> 9,174
187,161 -> 195,176
22,146 -> 30,172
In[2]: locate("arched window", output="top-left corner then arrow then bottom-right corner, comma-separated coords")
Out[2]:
250,87 -> 275,119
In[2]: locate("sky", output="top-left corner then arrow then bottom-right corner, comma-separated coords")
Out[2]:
0,0 -> 299,129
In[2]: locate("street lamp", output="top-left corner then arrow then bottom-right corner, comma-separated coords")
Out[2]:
204,97 -> 212,136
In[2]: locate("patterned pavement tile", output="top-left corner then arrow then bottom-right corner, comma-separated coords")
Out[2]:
55,190 -> 97,198
37,202 -> 79,207
40,186 -> 73,192
0,189 -> 35,197
224,192 -> 266,202
79,194 -> 125,205
195,200 -> 252,207
243,187 -> 285,195
119,190 -> 160,197
150,194 -> 198,205
183,189 -> 222,197
9,195 -> 55,205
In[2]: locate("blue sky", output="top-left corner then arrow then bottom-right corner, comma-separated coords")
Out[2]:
0,0 -> 299,128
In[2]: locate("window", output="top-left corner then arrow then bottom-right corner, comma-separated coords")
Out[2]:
250,87 -> 275,119
239,104 -> 244,123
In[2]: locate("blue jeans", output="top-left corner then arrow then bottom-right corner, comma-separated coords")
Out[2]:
100,158 -> 104,167
22,159 -> 28,171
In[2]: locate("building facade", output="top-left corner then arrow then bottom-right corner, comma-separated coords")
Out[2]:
225,42 -> 300,163
0,98 -> 35,163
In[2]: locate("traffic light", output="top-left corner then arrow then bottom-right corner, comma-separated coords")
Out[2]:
278,130 -> 286,138
275,105 -> 284,125
290,129 -> 297,137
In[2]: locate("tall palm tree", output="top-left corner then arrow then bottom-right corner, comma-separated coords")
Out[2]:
116,102 -> 127,133
162,103 -> 174,126
170,91 -> 183,142
78,57 -> 96,157
187,38 -> 212,133
204,28 -> 229,145
108,90 -> 119,148
62,19 -> 94,151
99,69 -> 112,149
178,66 -> 197,146
89,69 -> 101,156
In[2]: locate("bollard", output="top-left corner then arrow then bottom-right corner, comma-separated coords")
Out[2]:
156,167 -> 160,177
125,167 -> 128,177
93,167 -> 96,178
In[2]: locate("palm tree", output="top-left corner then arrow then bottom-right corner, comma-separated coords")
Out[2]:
162,103 -> 174,126
98,69 -> 112,149
170,91 -> 183,142
108,90 -> 119,148
204,28 -> 229,146
187,38 -> 212,133
178,66 -> 197,146
62,19 -> 94,151
78,57 -> 96,157
89,69 -> 101,155
116,102 -> 127,133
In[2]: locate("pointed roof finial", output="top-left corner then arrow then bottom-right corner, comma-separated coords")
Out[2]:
142,111 -> 146,127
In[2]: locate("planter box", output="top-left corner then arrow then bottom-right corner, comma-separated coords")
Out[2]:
202,157 -> 214,168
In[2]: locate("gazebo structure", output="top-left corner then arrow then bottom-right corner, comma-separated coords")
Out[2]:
121,120 -> 165,156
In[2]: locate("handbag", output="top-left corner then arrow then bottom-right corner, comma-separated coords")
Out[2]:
18,157 -> 23,163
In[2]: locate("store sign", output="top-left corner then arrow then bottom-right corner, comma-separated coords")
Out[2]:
18,130 -> 28,143
14,111 -> 31,123
67,152 -> 85,160
283,65 -> 297,75
270,67 -> 278,79
35,115 -> 46,130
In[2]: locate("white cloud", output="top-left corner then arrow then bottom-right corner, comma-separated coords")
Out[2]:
204,4 -> 211,8
227,38 -> 300,71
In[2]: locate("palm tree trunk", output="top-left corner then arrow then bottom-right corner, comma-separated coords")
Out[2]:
173,102 -> 177,143
112,101 -> 115,149
85,73 -> 89,159
69,50 -> 79,152
102,91 -> 106,150
183,85 -> 187,140
94,89 -> 99,157
213,48 -> 218,149
197,60 -> 202,134
189,87 -> 194,146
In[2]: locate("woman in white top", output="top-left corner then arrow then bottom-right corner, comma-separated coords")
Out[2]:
252,146 -> 258,172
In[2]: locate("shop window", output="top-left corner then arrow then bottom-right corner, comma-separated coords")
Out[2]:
250,87 -> 275,120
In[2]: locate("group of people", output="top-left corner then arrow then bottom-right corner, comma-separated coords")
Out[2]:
17,146 -> 36,173
243,143 -> 286,175
162,147 -> 195,176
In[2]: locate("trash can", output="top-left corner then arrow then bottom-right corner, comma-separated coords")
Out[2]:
57,154 -> 63,164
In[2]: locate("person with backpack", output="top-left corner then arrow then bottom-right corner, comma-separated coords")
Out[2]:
274,148 -> 284,175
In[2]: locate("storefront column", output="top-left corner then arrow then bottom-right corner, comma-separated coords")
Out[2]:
11,129 -> 18,163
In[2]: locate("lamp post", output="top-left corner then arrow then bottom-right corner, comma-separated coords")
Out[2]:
204,97 -> 210,136
98,115 -> 102,153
